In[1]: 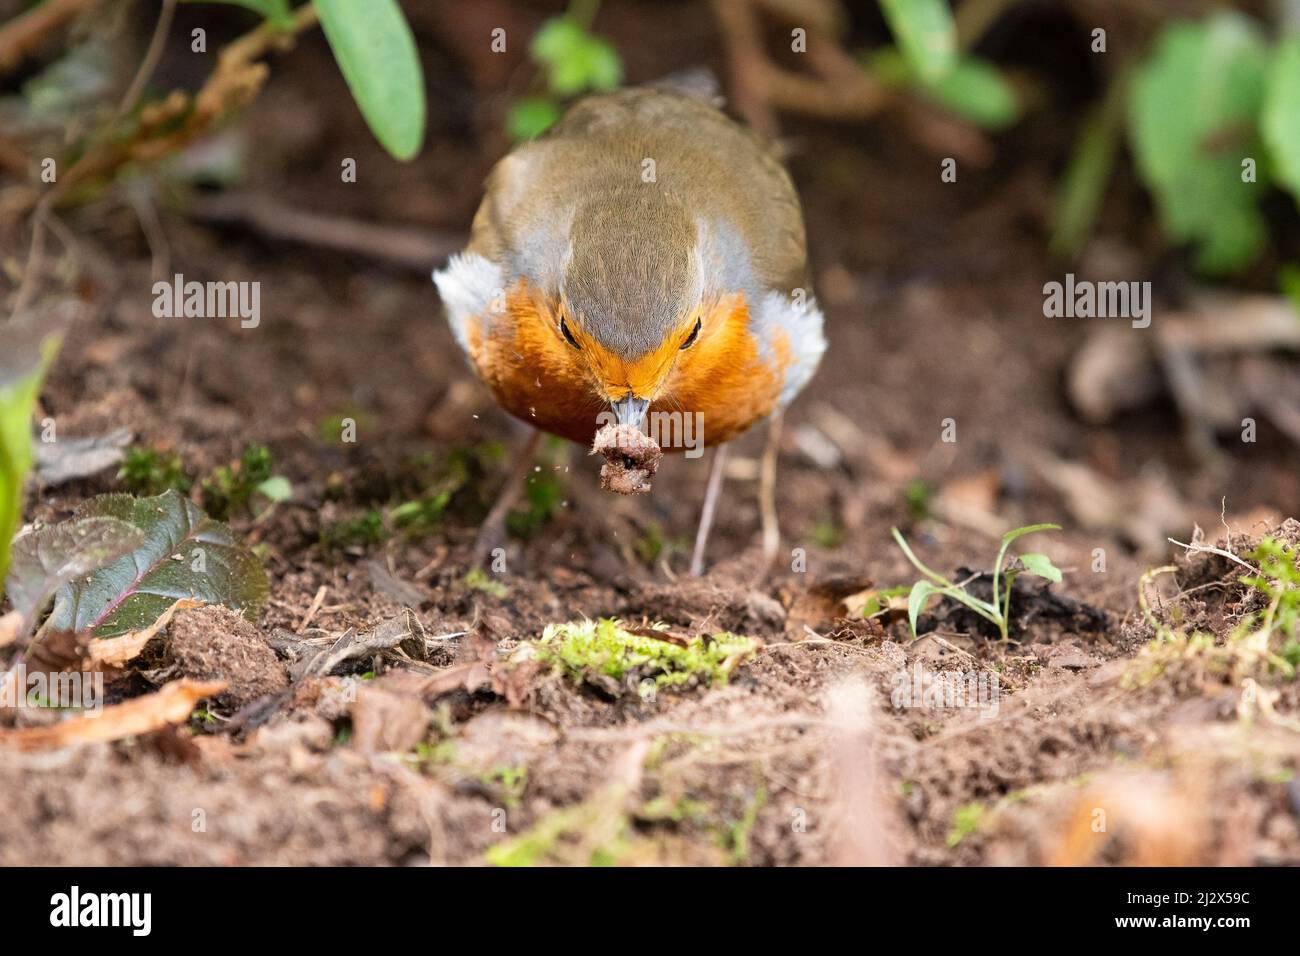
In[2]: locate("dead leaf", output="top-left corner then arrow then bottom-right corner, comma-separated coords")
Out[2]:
0,678 -> 225,751
288,609 -> 428,680
367,559 -> 429,608
86,597 -> 204,668
32,427 -> 132,486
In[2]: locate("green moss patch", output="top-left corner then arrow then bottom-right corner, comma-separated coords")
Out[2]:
528,618 -> 757,691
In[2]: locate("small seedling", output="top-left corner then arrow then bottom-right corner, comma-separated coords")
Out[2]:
118,447 -> 192,496
200,444 -> 291,520
892,523 -> 1063,641
320,508 -> 387,550
465,567 -> 508,598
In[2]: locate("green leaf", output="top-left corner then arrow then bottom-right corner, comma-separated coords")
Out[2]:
1050,74 -> 1127,258
47,490 -> 268,638
530,16 -> 622,97
1018,552 -> 1063,583
907,580 -> 942,637
866,49 -> 1017,130
1263,36 -> 1300,205
879,0 -> 958,84
0,325 -> 60,594
179,0 -> 293,26
1128,13 -> 1270,274
4,518 -> 144,632
507,97 -> 562,141
314,0 -> 426,161
256,475 -> 292,502
1000,523 -> 1063,548
919,55 -> 1019,129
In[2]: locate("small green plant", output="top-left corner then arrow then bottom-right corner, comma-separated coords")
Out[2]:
505,440 -> 566,539
117,447 -> 192,497
464,567 -> 508,599
320,508 -> 387,550
903,479 -> 934,521
528,618 -> 757,690
0,325 -> 59,593
892,523 -> 1063,641
191,0 -> 425,160
200,444 -> 292,520
479,765 -> 529,809
1127,554 -> 1297,689
506,0 -> 622,142
1240,536 -> 1300,670
859,585 -> 911,620
947,801 -> 986,848
389,490 -> 453,537
810,517 -> 842,549
486,795 -> 630,867
724,783 -> 768,866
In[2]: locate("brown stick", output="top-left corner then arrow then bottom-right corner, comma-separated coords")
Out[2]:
0,0 -> 99,74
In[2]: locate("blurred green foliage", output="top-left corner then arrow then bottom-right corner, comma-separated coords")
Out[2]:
878,0 -> 958,84
0,329 -> 59,595
507,1 -> 622,141
1128,13 -> 1270,275
191,0 -> 425,160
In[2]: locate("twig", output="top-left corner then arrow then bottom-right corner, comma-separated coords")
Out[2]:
296,585 -> 328,634
116,0 -> 178,120
186,193 -> 465,272
1167,538 -> 1259,575
0,0 -> 99,74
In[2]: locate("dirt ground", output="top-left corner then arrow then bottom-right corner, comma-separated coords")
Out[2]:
3,1 -> 1300,866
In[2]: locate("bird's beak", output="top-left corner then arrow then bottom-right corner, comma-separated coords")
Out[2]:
611,395 -> 650,429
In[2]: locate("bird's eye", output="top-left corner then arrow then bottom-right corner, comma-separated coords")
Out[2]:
559,315 -> 582,350
680,317 -> 702,351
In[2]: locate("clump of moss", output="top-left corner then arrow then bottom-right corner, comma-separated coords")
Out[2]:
527,618 -> 757,690
486,797 -> 631,867
321,508 -> 387,550
1128,536 -> 1300,690
118,447 -> 192,496
1241,536 -> 1300,667
947,801 -> 987,847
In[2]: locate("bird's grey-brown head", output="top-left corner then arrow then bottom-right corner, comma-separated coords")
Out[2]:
560,189 -> 701,360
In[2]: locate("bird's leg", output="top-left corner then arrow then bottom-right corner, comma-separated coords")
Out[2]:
689,443 -> 729,577
759,409 -> 784,568
472,428 -> 542,568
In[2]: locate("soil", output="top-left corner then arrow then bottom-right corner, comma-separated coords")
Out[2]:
1,2 -> 1298,867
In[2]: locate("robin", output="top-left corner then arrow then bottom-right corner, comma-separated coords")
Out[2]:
434,86 -> 825,574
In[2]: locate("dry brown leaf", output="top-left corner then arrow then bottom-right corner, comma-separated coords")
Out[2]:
0,678 -> 225,751
86,598 -> 205,668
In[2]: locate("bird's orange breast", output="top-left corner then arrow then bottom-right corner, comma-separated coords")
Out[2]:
464,281 -> 789,448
